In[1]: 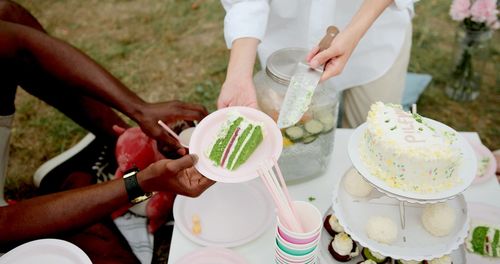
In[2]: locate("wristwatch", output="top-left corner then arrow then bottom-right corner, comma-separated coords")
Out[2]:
123,167 -> 153,204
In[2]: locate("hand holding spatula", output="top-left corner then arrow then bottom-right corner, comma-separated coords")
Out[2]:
276,26 -> 339,129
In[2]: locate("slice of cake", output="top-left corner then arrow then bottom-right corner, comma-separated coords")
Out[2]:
208,112 -> 263,170
466,224 -> 500,258
360,102 -> 462,193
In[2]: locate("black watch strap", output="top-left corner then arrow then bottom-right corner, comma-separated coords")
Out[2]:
123,167 -> 152,204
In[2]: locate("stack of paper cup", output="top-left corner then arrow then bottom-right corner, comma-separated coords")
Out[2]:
274,201 -> 322,264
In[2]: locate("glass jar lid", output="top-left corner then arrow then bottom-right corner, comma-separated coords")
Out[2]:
265,47 -> 308,86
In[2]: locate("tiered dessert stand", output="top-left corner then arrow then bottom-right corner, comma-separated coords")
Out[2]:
326,119 -> 477,262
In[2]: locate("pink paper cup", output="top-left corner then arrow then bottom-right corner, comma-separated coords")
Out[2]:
274,246 -> 317,263
277,227 -> 320,245
277,201 -> 322,240
275,237 -> 317,256
276,230 -> 319,250
275,254 -> 316,264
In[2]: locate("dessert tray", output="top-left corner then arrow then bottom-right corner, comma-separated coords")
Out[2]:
329,169 -> 470,261
318,207 -> 467,264
189,106 -> 283,183
348,120 -> 477,202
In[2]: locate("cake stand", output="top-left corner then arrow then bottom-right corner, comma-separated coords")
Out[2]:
331,169 -> 470,261
330,122 -> 477,261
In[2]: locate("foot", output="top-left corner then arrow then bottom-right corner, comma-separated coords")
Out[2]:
34,133 -> 117,194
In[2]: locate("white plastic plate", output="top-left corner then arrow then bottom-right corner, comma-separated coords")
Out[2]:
173,179 -> 274,248
467,139 -> 497,185
0,239 -> 91,264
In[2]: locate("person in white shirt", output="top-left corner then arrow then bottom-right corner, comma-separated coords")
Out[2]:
217,0 -> 415,127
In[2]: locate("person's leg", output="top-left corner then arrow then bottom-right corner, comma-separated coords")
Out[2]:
342,23 -> 413,128
0,1 -> 18,205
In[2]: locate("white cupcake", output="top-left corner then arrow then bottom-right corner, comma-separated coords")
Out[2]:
328,232 -> 360,262
358,260 -> 377,264
427,255 -> 452,264
396,260 -> 423,264
344,168 -> 373,197
366,216 -> 398,244
421,203 -> 456,237
323,214 -> 345,237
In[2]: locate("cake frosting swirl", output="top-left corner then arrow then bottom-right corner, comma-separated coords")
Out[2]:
332,233 -> 358,257
360,102 -> 462,193
328,214 -> 345,233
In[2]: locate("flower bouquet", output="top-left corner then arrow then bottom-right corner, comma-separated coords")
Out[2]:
446,0 -> 498,101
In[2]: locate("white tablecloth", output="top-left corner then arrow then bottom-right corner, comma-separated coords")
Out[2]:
168,129 -> 500,263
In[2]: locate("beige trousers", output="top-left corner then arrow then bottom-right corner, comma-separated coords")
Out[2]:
342,24 -> 413,128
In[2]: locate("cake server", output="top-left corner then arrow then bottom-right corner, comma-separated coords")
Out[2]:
277,26 -> 339,128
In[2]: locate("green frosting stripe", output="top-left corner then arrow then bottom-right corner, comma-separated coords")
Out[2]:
209,117 -> 243,165
230,125 -> 263,170
493,229 -> 500,257
471,226 -> 488,255
226,124 -> 253,170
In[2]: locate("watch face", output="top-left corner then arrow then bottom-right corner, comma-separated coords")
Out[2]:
123,167 -> 139,178
131,193 -> 153,205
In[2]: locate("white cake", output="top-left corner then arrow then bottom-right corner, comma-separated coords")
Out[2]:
360,102 -> 462,193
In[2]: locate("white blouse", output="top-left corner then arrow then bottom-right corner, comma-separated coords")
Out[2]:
221,0 -> 415,91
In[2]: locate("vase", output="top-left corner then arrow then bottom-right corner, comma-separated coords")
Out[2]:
445,26 -> 492,101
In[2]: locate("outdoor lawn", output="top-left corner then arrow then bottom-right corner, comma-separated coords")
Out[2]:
7,0 -> 499,223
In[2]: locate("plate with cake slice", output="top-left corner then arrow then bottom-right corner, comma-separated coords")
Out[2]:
348,102 -> 476,202
465,202 -> 500,263
189,106 -> 283,183
466,139 -> 497,185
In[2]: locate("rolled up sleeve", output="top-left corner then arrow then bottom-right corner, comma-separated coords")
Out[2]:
221,0 -> 270,48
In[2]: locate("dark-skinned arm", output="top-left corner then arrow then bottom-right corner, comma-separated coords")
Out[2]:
0,20 -> 208,153
0,155 -> 214,247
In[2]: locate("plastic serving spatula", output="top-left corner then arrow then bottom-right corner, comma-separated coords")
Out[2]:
277,26 -> 339,129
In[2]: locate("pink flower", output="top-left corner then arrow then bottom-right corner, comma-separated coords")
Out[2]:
450,0 -> 472,21
493,21 -> 500,30
470,0 -> 499,24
